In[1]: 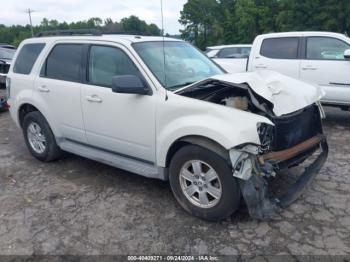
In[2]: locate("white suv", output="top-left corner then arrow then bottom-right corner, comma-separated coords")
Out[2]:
7,32 -> 328,221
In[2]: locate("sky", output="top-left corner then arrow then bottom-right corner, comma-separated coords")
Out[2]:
1,0 -> 188,34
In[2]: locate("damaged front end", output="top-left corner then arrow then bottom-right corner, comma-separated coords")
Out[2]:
176,71 -> 328,220
230,105 -> 328,220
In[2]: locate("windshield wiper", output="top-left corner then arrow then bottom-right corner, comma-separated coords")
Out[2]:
168,82 -> 195,90
0,59 -> 7,63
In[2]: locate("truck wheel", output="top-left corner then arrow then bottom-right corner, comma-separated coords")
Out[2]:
169,145 -> 240,221
22,111 -> 62,162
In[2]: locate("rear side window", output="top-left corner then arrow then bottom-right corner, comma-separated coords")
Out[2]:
13,43 -> 45,74
43,44 -> 83,82
217,47 -> 251,58
218,47 -> 240,58
260,37 -> 299,59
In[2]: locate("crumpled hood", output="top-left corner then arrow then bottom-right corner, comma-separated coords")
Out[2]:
207,70 -> 325,116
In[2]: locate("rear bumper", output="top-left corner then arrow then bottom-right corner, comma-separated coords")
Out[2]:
239,135 -> 328,220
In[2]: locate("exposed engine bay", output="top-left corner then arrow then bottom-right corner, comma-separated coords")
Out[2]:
177,79 -> 323,161
177,80 -> 274,117
177,79 -> 328,220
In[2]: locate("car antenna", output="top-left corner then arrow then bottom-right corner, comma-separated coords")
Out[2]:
160,0 -> 168,100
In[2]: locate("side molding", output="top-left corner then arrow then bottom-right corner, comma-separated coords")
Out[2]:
59,139 -> 167,180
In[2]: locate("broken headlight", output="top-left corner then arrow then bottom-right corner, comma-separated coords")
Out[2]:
257,123 -> 274,153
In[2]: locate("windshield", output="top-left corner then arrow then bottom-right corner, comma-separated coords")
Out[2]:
0,48 -> 15,60
133,41 -> 224,90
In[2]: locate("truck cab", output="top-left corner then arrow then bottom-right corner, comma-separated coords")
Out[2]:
247,32 -> 350,109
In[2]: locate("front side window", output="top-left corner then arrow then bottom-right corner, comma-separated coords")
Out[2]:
88,45 -> 140,87
13,43 -> 45,75
43,44 -> 83,82
133,41 -> 224,90
306,37 -> 350,60
260,37 -> 299,59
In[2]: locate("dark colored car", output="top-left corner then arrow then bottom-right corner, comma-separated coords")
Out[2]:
0,46 -> 16,88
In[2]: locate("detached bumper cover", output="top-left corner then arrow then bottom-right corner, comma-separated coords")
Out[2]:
239,135 -> 328,220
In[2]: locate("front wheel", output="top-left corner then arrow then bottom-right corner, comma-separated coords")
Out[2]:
169,145 -> 241,221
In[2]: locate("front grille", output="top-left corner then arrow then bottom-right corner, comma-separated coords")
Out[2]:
0,63 -> 10,74
271,104 -> 322,151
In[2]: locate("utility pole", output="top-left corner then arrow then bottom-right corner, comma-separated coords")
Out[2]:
26,8 -> 35,37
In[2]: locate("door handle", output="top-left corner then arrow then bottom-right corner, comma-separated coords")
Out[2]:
86,95 -> 102,103
255,64 -> 267,69
302,66 -> 317,70
37,85 -> 50,93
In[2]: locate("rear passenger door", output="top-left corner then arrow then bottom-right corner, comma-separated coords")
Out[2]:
300,36 -> 350,104
80,44 -> 156,163
252,37 -> 301,78
33,43 -> 87,143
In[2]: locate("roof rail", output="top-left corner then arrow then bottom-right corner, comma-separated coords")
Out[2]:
35,29 -> 102,37
102,31 -> 154,36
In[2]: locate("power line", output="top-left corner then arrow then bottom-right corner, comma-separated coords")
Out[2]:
25,8 -> 35,37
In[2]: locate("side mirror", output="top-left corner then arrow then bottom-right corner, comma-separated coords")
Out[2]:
112,75 -> 151,95
344,49 -> 350,60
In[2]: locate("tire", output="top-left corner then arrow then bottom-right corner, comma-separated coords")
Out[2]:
169,145 -> 240,221
22,111 -> 62,162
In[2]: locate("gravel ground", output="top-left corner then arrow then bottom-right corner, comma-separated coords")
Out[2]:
0,88 -> 350,258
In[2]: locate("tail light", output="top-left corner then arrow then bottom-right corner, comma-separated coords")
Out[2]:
6,77 -> 11,98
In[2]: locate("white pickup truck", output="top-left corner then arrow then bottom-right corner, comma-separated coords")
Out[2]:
215,32 -> 350,109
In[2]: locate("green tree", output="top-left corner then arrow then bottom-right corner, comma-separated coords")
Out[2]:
276,0 -> 350,34
233,0 -> 278,43
120,15 -> 148,34
179,0 -> 220,49
180,0 -> 350,49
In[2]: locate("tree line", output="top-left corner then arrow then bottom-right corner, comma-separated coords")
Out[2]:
180,0 -> 350,49
1,1 -> 349,49
0,16 -> 161,47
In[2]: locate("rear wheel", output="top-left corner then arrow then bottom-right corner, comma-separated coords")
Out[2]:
169,145 -> 241,221
23,111 -> 62,162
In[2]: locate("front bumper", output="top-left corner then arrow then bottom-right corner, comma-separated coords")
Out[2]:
239,135 -> 328,220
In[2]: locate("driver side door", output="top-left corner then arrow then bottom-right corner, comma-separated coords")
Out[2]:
80,44 -> 156,163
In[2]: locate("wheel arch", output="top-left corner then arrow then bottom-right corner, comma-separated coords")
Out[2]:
165,135 -> 229,168
16,102 -> 60,139
18,103 -> 40,128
